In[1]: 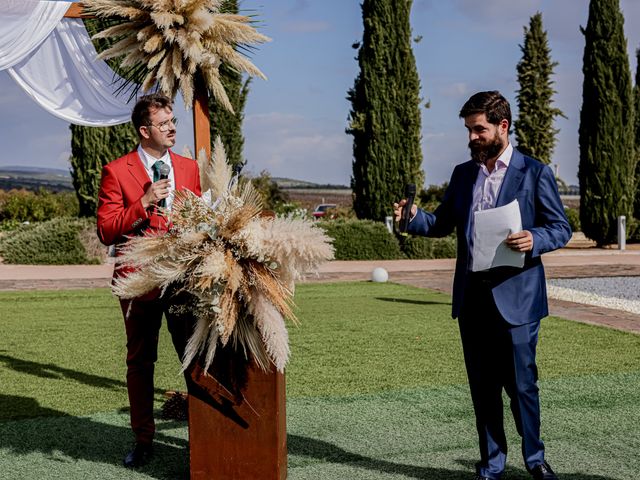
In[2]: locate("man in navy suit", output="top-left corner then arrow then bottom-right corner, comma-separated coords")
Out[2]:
394,91 -> 570,480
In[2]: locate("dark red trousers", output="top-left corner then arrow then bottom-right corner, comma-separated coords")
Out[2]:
119,295 -> 195,445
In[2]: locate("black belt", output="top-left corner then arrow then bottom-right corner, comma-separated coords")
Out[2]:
468,270 -> 497,286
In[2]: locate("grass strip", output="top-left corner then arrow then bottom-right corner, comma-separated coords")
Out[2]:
0,372 -> 637,479
1,283 -> 639,420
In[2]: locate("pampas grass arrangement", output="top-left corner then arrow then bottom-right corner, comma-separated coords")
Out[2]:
113,139 -> 334,373
84,0 -> 270,110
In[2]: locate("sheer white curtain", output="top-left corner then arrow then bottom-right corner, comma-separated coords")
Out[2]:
0,0 -> 140,126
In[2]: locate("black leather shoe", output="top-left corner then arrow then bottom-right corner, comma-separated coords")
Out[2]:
123,442 -> 153,468
529,461 -> 558,480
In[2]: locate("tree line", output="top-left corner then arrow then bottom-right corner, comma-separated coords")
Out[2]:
70,0 -> 640,247
348,0 -> 640,247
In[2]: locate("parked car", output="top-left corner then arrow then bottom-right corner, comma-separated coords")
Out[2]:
312,203 -> 337,219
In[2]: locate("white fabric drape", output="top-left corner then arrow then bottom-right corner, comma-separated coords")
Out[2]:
0,0 -> 70,70
8,19 -> 138,126
0,1 -> 139,126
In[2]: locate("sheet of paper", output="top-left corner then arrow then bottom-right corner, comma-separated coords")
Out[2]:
471,199 -> 525,272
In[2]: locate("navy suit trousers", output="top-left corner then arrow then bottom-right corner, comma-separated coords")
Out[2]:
459,274 -> 545,479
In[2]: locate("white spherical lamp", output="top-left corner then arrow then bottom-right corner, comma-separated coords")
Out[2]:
371,267 -> 389,283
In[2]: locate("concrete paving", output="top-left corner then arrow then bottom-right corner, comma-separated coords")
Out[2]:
1,248 -> 639,333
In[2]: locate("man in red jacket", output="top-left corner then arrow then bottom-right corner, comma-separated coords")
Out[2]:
97,93 -> 201,468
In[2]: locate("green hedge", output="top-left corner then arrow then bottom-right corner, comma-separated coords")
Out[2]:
319,219 -> 404,260
0,217 -> 104,265
564,207 -> 581,233
399,235 -> 457,260
318,219 -> 456,260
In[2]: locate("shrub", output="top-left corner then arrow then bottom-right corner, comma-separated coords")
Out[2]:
274,201 -> 307,219
0,217 -> 104,265
418,182 -> 448,212
249,171 -> 289,210
0,189 -> 79,223
399,234 -> 457,259
318,219 -> 404,260
564,207 -> 581,232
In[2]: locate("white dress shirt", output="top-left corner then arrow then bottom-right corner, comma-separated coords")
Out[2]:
137,145 -> 175,211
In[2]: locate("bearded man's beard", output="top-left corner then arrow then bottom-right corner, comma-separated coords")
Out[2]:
469,132 -> 505,165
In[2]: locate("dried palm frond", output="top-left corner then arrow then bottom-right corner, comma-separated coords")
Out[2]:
84,0 -> 270,110
231,312 -> 271,372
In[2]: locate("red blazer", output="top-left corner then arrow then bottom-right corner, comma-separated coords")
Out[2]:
97,149 -> 201,280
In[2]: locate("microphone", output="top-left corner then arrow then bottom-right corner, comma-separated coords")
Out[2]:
398,183 -> 416,235
158,163 -> 171,208
159,162 -> 171,180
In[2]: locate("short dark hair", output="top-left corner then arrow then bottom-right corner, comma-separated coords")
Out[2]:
459,91 -> 511,129
131,93 -> 173,135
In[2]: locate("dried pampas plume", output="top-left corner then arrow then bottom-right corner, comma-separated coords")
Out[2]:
113,138 -> 334,373
84,0 -> 270,110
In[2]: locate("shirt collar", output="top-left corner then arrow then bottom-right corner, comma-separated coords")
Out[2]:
479,142 -> 512,176
496,142 -> 513,169
137,144 -> 171,170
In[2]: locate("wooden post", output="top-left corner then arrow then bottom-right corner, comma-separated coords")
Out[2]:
188,79 -> 286,480
65,3 -> 93,18
189,353 -> 287,479
192,73 -> 212,159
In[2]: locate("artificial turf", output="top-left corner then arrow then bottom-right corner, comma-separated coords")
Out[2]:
0,283 -> 639,479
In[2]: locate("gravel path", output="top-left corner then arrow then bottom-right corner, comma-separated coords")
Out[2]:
548,276 -> 640,315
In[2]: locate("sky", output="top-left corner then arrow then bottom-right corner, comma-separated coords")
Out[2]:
1,0 -> 639,187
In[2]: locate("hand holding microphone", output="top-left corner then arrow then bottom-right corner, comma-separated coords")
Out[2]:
394,183 -> 416,235
156,163 -> 171,208
142,163 -> 172,209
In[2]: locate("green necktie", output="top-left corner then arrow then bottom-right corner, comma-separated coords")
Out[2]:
152,160 -> 166,208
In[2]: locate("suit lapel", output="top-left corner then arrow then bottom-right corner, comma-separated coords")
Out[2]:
462,161 -> 480,240
127,150 -> 151,191
496,148 -> 525,207
169,150 -> 186,190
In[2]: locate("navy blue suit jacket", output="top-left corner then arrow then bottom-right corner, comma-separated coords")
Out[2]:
408,149 -> 571,325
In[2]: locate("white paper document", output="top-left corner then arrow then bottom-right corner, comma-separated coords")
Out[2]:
471,199 -> 525,272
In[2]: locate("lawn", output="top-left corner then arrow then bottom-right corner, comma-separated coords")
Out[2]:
0,282 -> 639,479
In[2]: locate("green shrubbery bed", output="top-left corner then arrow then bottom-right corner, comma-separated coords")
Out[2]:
0,214 -> 455,265
318,219 -> 456,260
0,217 -> 105,265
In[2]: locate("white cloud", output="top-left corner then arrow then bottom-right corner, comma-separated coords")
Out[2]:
425,132 -> 445,139
244,111 -> 351,185
439,82 -> 469,98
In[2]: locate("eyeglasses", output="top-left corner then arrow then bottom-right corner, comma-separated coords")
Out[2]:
147,117 -> 178,132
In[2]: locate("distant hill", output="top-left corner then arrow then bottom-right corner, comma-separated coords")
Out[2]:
272,177 -> 349,189
0,167 -> 351,194
0,166 -> 73,192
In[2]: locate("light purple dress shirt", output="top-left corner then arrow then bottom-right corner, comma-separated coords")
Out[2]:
469,143 -> 514,263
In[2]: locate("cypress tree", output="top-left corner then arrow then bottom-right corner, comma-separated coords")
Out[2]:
70,125 -> 137,217
514,12 -> 564,165
208,0 -> 250,170
70,18 -> 137,217
347,0 -> 424,221
634,48 -> 640,218
579,0 -> 636,245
